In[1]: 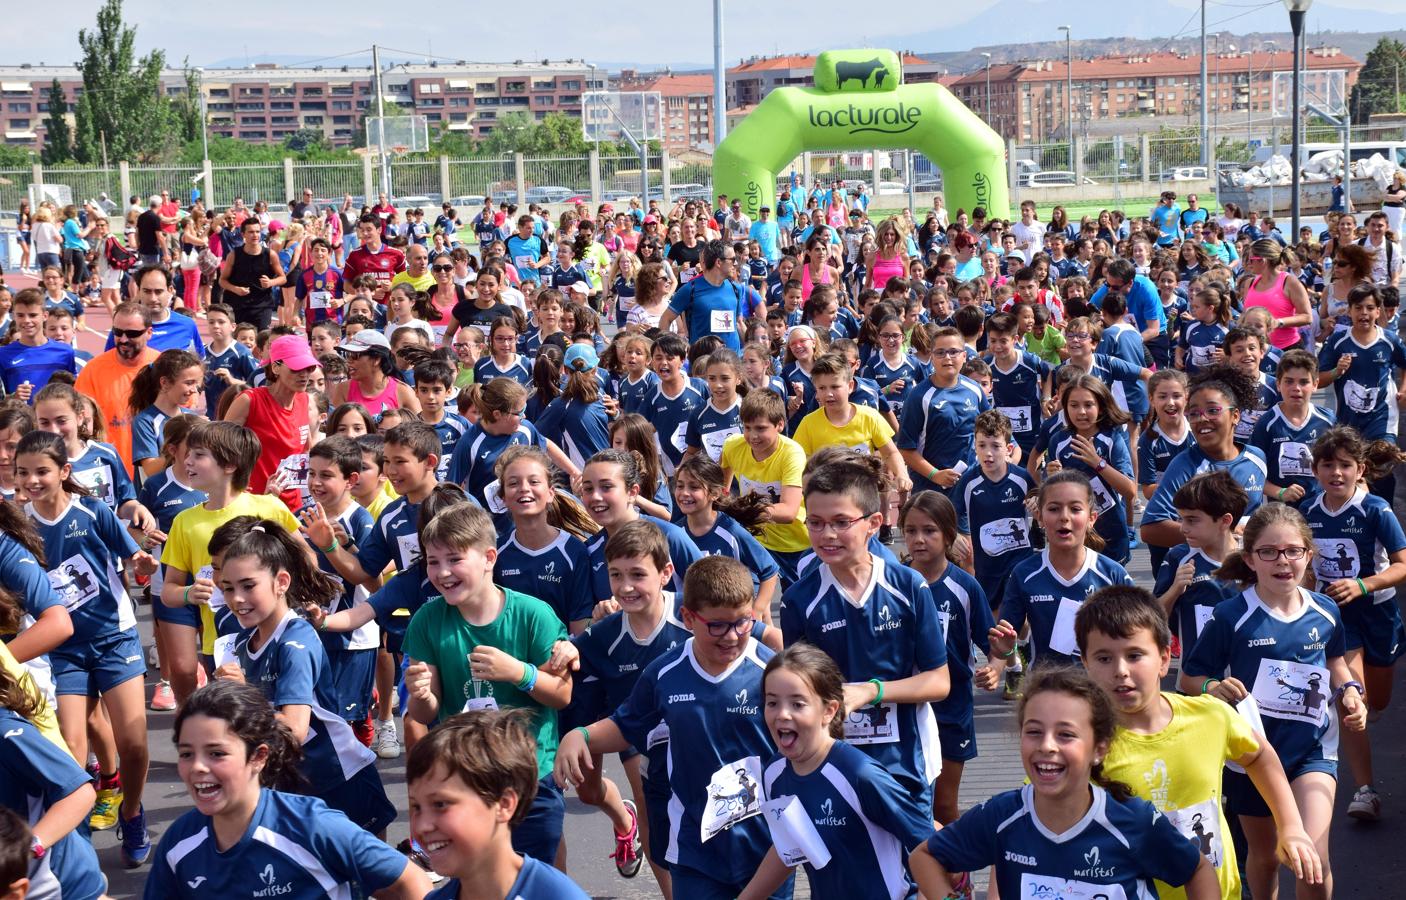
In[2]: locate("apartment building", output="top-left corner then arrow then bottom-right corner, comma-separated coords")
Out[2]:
618,71 -> 715,151
946,47 -> 1361,142
0,59 -> 599,150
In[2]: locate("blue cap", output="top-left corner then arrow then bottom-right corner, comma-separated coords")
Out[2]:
563,343 -> 599,373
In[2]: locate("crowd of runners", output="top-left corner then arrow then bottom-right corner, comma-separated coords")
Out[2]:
0,171 -> 1401,900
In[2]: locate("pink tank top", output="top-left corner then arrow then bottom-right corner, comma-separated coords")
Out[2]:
1244,271 -> 1298,348
870,251 -> 905,291
801,262 -> 832,300
347,377 -> 400,415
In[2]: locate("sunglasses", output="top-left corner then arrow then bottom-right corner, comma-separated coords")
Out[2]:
432,264 -> 453,272
112,327 -> 149,339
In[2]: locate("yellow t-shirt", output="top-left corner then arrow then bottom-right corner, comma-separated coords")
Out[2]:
0,644 -> 67,757
162,492 -> 302,655
390,271 -> 436,293
792,403 -> 895,459
1102,692 -> 1259,900
721,433 -> 810,553
364,479 -> 400,522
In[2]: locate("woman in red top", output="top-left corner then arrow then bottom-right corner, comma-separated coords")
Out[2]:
222,334 -> 321,508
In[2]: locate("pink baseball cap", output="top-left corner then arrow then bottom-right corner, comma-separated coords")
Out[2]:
267,335 -> 320,371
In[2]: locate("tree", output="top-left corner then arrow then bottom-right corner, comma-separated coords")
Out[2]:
41,80 -> 72,164
70,0 -> 174,163
282,129 -> 326,154
170,63 -> 203,148
1349,37 -> 1406,125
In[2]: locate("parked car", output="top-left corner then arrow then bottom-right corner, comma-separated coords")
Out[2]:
393,194 -> 436,209
602,190 -> 637,203
1021,171 -> 1098,187
913,175 -> 943,192
524,186 -> 575,204
876,180 -> 909,195
1159,166 -> 1209,182
447,195 -> 486,209
670,183 -> 711,201
489,190 -> 518,204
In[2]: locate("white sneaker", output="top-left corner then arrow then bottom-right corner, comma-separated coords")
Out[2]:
375,719 -> 401,759
146,642 -> 160,668
1348,785 -> 1382,822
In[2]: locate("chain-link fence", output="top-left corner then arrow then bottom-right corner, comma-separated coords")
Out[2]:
128,166 -> 203,204
522,156 -> 590,201
0,168 -> 33,211
41,165 -> 121,207
292,162 -> 363,202
446,158 -> 515,202
213,164 -> 286,206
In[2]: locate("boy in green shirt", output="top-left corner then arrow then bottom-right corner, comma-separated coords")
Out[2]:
402,501 -> 573,865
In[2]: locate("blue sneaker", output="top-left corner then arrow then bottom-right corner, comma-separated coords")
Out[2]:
119,805 -> 151,868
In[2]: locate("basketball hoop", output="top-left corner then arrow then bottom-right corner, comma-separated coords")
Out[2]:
391,145 -> 409,157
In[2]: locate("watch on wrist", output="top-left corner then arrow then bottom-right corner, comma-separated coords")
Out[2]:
31,836 -> 45,860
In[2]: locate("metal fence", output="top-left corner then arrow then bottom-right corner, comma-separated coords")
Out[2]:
128,165 -> 203,204
211,163 -> 284,206
292,162 -> 362,203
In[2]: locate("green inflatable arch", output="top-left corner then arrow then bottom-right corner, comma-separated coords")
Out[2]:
714,49 -> 1010,222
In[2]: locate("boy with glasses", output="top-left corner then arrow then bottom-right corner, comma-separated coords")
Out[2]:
898,327 -> 992,495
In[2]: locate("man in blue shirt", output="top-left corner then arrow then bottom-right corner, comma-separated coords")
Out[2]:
1177,192 -> 1209,233
0,289 -> 77,400
1089,257 -> 1166,343
658,240 -> 748,352
748,207 -> 781,263
505,215 -> 550,275
1150,190 -> 1182,247
104,266 -> 204,355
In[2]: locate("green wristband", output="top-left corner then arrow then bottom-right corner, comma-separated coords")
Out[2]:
183,585 -> 192,606
575,725 -> 591,746
868,678 -> 885,707
1201,677 -> 1218,695
319,537 -> 339,554
1357,578 -> 1369,597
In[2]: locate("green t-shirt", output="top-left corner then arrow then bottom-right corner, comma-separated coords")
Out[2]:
402,588 -> 567,778
1025,327 -> 1066,367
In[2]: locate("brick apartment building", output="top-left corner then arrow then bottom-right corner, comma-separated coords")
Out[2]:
0,59 -> 600,150
618,71 -> 715,152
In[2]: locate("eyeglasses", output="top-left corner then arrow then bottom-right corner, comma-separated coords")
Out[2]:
432,264 -> 453,272
1252,546 -> 1308,562
879,332 -> 904,341
692,614 -> 755,637
1065,332 -> 1091,342
112,327 -> 149,339
1186,405 -> 1235,420
804,515 -> 876,535
932,348 -> 966,358
492,335 -> 517,344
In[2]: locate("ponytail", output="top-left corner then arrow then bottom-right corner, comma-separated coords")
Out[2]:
129,349 -> 203,416
212,517 -> 341,611
174,681 -> 306,791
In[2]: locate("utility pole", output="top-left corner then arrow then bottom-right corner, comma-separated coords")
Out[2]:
1199,0 -> 1209,166
372,44 -> 390,200
713,0 -> 726,147
1058,25 -> 1073,147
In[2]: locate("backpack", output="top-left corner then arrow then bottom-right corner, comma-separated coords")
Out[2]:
104,236 -> 137,271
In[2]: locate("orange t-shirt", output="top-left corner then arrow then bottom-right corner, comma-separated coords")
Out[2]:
75,347 -> 159,477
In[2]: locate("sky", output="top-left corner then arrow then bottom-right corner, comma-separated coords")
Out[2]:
6,0 -> 1400,72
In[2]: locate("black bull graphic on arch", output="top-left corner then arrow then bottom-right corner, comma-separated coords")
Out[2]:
835,58 -> 891,90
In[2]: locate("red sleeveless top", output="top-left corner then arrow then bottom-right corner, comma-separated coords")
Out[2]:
246,386 -> 311,508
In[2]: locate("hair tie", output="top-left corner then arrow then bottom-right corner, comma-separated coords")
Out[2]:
250,524 -> 267,534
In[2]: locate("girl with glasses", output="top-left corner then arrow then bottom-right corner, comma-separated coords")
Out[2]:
1181,502 -> 1365,900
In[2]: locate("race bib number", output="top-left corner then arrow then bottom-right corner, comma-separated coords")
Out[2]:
1049,597 -> 1083,658
1019,875 -> 1127,900
645,722 -> 670,750
1278,441 -> 1313,478
680,266 -> 699,283
1193,604 -> 1215,637
1088,478 -> 1117,516
702,756 -> 764,842
997,405 -> 1035,433
1164,800 -> 1225,868
1251,658 -> 1331,726
842,701 -> 899,745
72,467 -> 114,508
1190,343 -> 1216,368
669,421 -> 688,454
397,533 -> 422,568
1313,538 -> 1360,582
197,564 -> 225,611
462,696 -> 500,712
308,290 -> 331,310
1344,380 -> 1379,415
513,254 -> 534,272
762,796 -> 832,869
709,309 -> 736,334
213,634 -> 239,669
979,517 -> 1032,556
277,453 -> 310,491
702,427 -> 741,463
483,479 -> 508,515
739,476 -> 784,505
48,555 -> 100,613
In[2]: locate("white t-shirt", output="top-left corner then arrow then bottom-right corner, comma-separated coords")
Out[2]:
1011,220 -> 1046,264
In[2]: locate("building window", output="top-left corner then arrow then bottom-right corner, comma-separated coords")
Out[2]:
419,83 -> 442,94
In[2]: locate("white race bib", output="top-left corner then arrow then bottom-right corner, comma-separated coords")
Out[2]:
1193,604 -> 1216,637
396,533 -> 422,568
842,701 -> 899,745
1250,658 -> 1331,726
48,555 -> 100,612
72,467 -> 114,508
1278,441 -> 1313,478
709,308 -> 736,334
670,421 -> 688,454
1019,874 -> 1127,900
197,564 -> 225,611
1163,800 -> 1225,869
762,796 -> 832,869
1088,477 -> 1117,516
702,427 -> 741,463
1049,597 -> 1083,658
213,634 -> 239,669
462,696 -> 500,712
979,517 -> 1032,556
1312,537 -> 1360,582
1344,380 -> 1379,414
483,479 -> 508,516
308,290 -> 331,309
997,405 -> 1035,433
702,757 -> 764,842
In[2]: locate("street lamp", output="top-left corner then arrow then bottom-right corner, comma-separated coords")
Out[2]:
1284,0 -> 1312,239
1217,39 -> 1234,141
1058,26 -> 1073,145
1248,40 -> 1275,138
195,66 -> 208,165
980,53 -> 993,131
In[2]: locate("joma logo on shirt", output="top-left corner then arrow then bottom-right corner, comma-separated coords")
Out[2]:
1005,850 -> 1037,865
821,620 -> 847,633
1030,594 -> 1056,604
1247,637 -> 1277,647
667,693 -> 696,704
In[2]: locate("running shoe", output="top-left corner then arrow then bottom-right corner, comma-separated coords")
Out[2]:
119,805 -> 151,868
146,642 -> 160,669
353,716 -> 375,748
611,800 -> 644,877
1002,668 -> 1024,702
1348,785 -> 1382,822
375,719 -> 402,759
89,785 -> 122,831
150,681 -> 176,712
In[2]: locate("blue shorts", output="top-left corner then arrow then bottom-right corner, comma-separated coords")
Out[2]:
769,550 -> 808,590
151,596 -> 201,628
1340,597 -> 1406,668
937,709 -> 978,763
51,629 -> 146,697
327,646 -> 377,723
322,763 -> 397,834
16,232 -> 29,245
1225,757 -> 1337,818
643,776 -> 671,866
976,570 -> 1013,614
511,777 -> 565,864
671,866 -> 794,900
